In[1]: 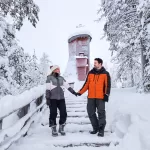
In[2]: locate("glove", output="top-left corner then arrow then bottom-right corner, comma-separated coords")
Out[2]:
72,91 -> 78,97
68,87 -> 78,97
76,93 -> 81,96
46,99 -> 51,106
103,94 -> 109,102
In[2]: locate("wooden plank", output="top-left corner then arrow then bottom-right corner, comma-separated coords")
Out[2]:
0,119 -> 2,130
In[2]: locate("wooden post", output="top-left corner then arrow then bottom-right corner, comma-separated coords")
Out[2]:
0,119 -> 3,130
35,95 -> 43,111
17,104 -> 30,119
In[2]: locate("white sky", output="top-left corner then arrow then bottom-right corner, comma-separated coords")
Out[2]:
16,0 -> 111,74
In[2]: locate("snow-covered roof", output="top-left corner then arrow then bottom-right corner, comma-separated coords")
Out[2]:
75,56 -> 88,59
68,30 -> 92,43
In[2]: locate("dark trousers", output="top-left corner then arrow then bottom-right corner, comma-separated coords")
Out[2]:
87,99 -> 106,131
49,99 -> 67,127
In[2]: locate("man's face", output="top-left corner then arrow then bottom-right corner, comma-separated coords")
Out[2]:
54,68 -> 60,74
94,60 -> 102,69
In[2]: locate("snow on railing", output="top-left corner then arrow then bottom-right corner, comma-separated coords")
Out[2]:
0,85 -> 46,150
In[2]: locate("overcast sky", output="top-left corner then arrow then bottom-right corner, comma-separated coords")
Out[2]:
16,0 -> 111,73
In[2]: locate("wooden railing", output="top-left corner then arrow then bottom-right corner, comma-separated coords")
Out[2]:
0,95 -> 45,150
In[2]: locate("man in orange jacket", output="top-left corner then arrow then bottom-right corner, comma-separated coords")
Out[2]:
77,58 -> 111,137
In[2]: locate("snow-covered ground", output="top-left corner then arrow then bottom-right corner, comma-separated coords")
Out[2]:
108,88 -> 150,150
0,85 -> 46,150
7,88 -> 150,150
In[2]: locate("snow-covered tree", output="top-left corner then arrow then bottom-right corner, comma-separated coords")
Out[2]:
23,51 -> 41,89
137,0 -> 150,92
9,46 -> 26,86
39,53 -> 51,84
0,0 -> 39,30
99,0 -> 142,88
0,15 -> 47,97
0,16 -> 18,97
18,53 -> 32,92
0,1 -> 49,98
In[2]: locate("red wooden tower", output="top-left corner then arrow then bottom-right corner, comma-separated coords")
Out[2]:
68,32 -> 92,81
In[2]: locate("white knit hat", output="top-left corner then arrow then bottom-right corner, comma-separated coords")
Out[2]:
50,65 -> 60,73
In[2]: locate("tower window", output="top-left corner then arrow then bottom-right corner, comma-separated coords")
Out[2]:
132,5 -> 136,8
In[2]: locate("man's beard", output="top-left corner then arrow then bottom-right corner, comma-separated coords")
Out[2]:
94,66 -> 101,71
94,66 -> 99,69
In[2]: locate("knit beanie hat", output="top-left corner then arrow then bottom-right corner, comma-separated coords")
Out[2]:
50,65 -> 60,73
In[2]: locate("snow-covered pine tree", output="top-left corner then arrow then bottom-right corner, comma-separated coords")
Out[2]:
0,16 -> 43,97
109,65 -> 118,88
9,46 -> 26,87
39,53 -> 51,84
137,0 -> 150,92
0,0 -> 39,30
19,53 -> 32,92
0,15 -> 18,97
27,50 -> 40,88
99,0 -> 141,87
18,51 -> 40,91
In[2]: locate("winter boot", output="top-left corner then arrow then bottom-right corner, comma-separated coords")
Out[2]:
97,124 -> 105,137
51,126 -> 58,137
59,124 -> 66,136
97,129 -> 104,137
89,129 -> 98,134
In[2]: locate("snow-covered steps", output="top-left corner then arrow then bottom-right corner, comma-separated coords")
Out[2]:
66,105 -> 86,109
50,132 -> 119,147
8,96 -> 120,150
8,124 -> 119,150
66,102 -> 87,104
67,117 -> 90,124
67,112 -> 88,117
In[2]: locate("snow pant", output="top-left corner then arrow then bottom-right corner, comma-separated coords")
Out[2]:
87,99 -> 106,131
49,99 -> 67,127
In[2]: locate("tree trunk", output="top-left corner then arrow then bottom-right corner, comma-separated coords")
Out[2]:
131,72 -> 134,87
140,39 -> 145,81
140,38 -> 149,92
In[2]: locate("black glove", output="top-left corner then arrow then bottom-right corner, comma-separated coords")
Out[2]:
76,93 -> 81,96
72,91 -> 78,97
68,87 -> 78,96
46,99 -> 51,106
104,94 -> 109,102
71,90 -> 80,97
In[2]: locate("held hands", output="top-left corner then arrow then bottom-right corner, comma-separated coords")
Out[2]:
73,91 -> 81,97
76,93 -> 81,96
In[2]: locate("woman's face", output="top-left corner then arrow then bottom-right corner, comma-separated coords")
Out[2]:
54,68 -> 60,74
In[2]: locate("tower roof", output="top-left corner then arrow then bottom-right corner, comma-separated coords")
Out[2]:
68,31 -> 92,43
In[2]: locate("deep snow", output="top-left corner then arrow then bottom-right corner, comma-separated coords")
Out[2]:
2,87 -> 150,150
8,96 -> 119,150
108,88 -> 150,150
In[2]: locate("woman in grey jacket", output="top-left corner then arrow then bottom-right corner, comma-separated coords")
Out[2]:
46,65 -> 77,137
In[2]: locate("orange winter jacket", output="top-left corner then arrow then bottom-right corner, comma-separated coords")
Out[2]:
78,67 -> 111,99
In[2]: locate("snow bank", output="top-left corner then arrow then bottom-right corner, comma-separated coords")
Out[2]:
0,85 -> 46,119
108,88 -> 150,150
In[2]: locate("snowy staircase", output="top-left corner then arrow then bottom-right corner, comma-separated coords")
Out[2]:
8,96 -> 119,150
